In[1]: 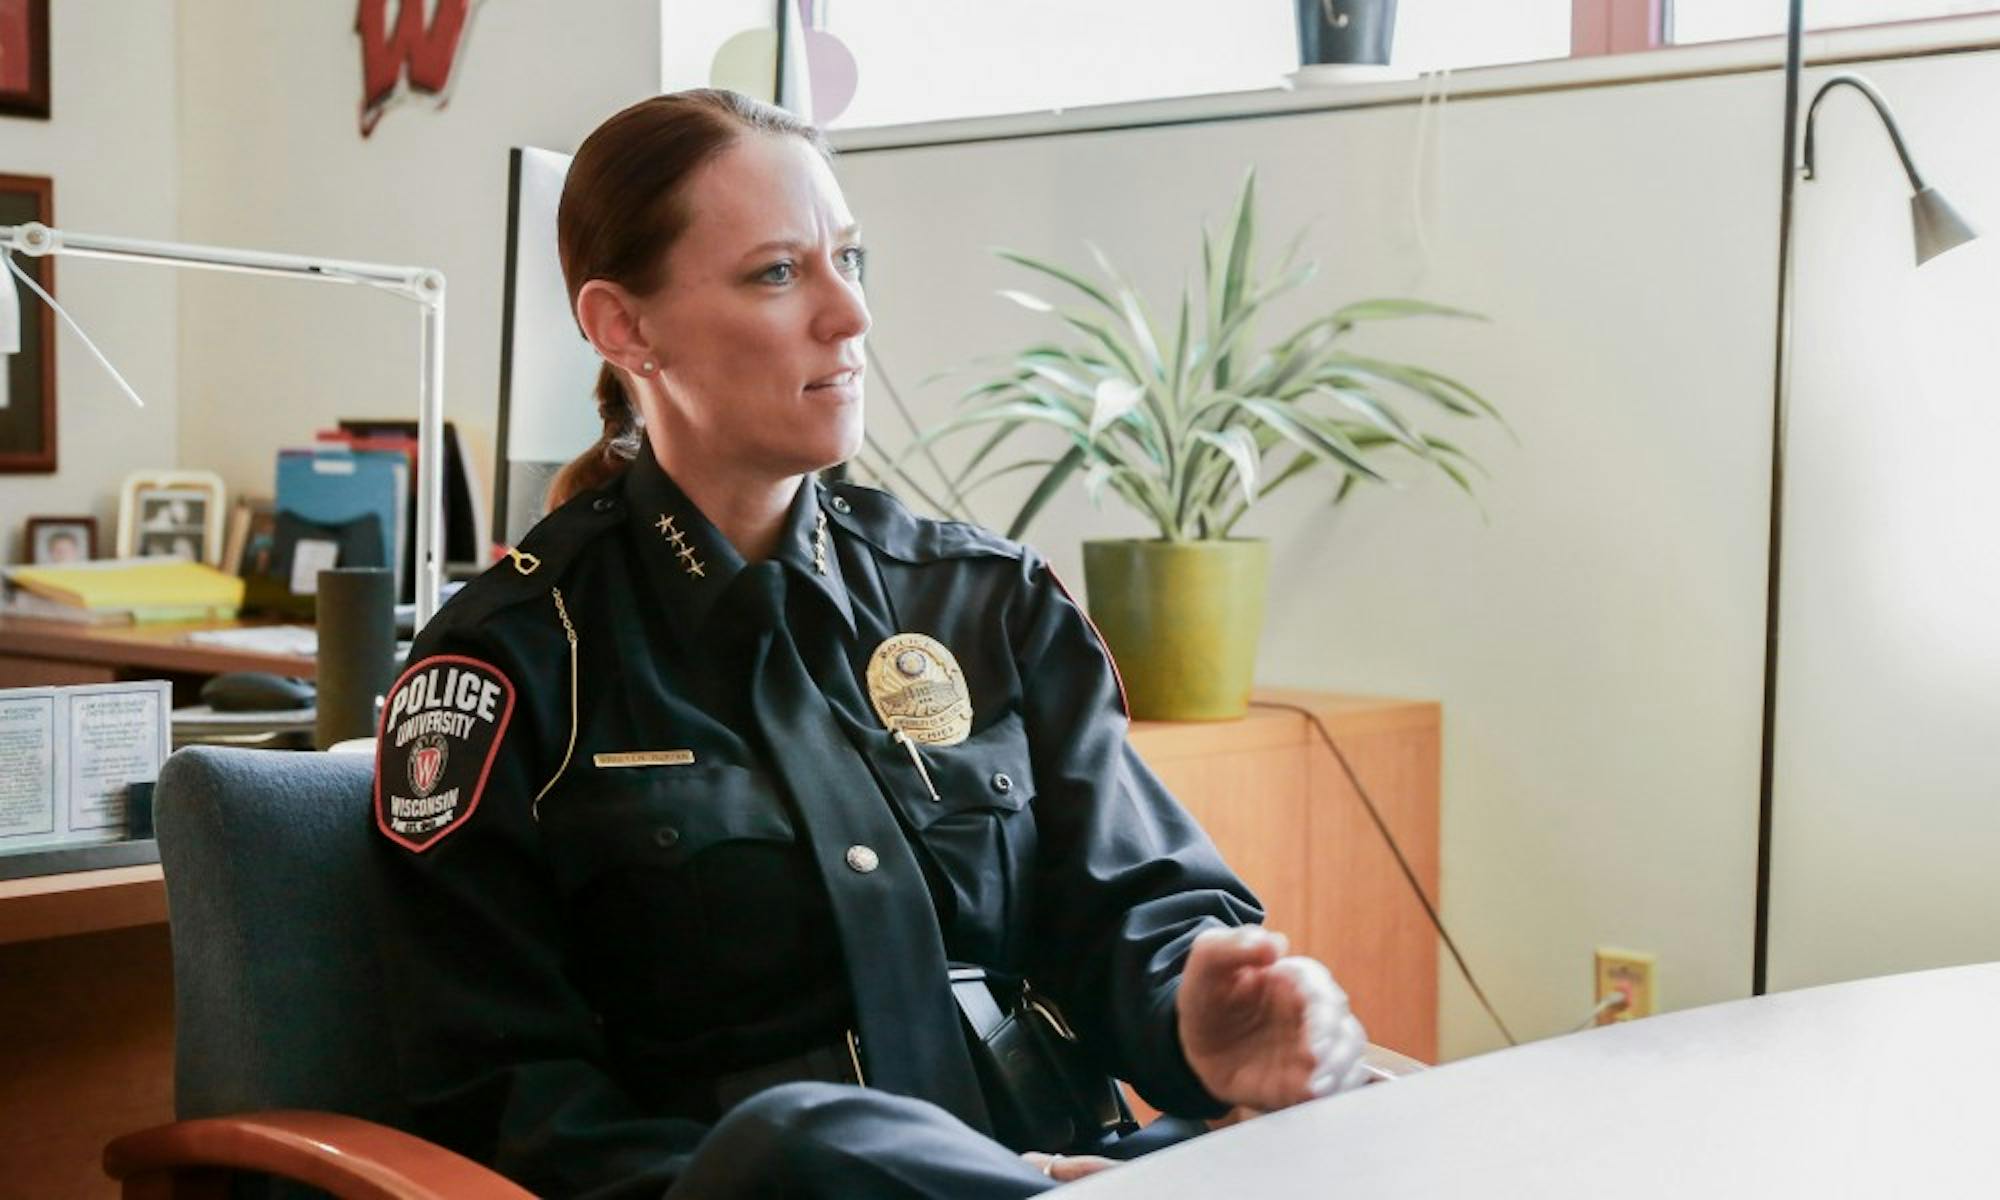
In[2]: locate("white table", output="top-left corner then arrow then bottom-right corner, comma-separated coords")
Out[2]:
1068,963 -> 2000,1197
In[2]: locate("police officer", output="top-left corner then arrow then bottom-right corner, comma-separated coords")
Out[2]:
372,89 -> 1371,1198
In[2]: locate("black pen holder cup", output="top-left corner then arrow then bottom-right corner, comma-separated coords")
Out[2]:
316,566 -> 396,750
1295,0 -> 1397,66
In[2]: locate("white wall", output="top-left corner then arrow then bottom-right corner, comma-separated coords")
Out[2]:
0,1 -> 179,561
174,0 -> 664,508
1770,53 -> 2000,992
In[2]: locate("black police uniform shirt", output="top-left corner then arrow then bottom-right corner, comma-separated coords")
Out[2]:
371,444 -> 1263,1197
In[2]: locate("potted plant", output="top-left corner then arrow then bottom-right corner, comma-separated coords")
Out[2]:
918,171 -> 1503,720
1296,0 -> 1398,70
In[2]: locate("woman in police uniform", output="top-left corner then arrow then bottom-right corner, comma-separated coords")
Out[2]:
372,89 -> 1370,1198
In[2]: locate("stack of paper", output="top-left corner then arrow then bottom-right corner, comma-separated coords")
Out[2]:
4,557 -> 246,622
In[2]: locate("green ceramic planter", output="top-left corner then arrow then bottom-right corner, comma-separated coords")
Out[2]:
1080,539 -> 1270,721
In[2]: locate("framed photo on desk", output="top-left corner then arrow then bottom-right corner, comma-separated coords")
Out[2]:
23,514 -> 96,563
0,172 -> 54,473
117,470 -> 227,565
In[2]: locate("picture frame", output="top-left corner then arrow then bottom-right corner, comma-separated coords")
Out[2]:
117,470 -> 227,566
23,515 -> 96,564
0,172 -> 54,472
0,0 -> 50,120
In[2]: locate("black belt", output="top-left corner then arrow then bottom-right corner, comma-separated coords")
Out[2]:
712,1029 -> 865,1113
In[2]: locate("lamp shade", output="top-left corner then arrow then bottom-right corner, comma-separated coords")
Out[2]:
0,256 -> 18,355
1911,186 -> 1978,266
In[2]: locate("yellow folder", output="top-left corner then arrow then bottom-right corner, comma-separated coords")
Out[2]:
7,558 -> 246,614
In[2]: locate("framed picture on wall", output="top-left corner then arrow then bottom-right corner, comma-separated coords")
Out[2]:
0,0 -> 50,120
23,515 -> 96,564
0,172 -> 53,472
117,470 -> 227,566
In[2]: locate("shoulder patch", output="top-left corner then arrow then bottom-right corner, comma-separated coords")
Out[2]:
375,654 -> 516,853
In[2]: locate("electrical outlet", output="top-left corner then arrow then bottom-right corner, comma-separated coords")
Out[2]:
1594,947 -> 1656,1024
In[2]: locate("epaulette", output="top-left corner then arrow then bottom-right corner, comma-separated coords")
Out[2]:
424,483 -> 628,632
821,478 -> 1027,565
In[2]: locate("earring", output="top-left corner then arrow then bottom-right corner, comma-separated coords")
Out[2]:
640,360 -> 656,375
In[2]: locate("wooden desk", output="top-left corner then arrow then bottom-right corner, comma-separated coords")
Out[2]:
0,689 -> 1438,1198
0,616 -> 316,694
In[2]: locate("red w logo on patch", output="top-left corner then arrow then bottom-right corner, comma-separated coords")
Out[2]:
355,0 -> 474,137
409,736 -> 446,796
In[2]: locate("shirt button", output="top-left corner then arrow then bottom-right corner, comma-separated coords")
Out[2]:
845,844 -> 879,874
592,496 -> 617,513
654,826 -> 680,848
991,772 -> 1013,794
830,496 -> 852,514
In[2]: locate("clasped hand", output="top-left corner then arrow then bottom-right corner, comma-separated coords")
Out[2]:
1178,926 -> 1370,1114
1016,926 -> 1367,1183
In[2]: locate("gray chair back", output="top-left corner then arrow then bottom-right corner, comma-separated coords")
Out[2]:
155,745 -> 405,1127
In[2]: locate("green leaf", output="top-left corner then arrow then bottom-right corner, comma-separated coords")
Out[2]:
996,288 -> 1055,313
1308,385 -> 1428,454
1007,445 -> 1087,540
1083,460 -> 1116,505
1089,378 -> 1145,440
1215,170 -> 1258,387
1235,397 -> 1386,481
1193,427 -> 1260,507
1331,298 -> 1486,325
962,456 -> 1061,496
993,248 -> 1119,315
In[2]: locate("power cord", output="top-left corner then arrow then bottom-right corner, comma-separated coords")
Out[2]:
1572,990 -> 1629,1033
1249,698 -> 1518,1047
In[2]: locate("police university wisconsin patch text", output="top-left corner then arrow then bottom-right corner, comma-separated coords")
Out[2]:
374,654 -> 516,852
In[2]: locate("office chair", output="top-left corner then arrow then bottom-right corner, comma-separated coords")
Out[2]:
100,745 -> 531,1198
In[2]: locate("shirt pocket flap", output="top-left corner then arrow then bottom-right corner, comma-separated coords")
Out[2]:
540,762 -> 795,888
910,709 -> 1035,827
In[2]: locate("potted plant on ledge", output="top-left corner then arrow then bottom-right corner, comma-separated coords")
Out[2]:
920,171 -> 1504,720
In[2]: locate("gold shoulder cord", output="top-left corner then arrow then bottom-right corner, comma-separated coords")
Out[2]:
531,587 -> 580,820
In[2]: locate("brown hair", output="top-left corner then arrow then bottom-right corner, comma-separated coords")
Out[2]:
547,89 -> 831,508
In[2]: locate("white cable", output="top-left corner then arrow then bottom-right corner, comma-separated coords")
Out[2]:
1571,990 -> 1630,1033
4,250 -> 145,408
1406,66 -> 1453,287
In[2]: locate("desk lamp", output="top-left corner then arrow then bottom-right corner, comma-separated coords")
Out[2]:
0,222 -> 451,627
1754,36 -> 1979,994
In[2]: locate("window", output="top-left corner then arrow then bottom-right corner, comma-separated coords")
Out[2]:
812,0 -> 1572,131
1670,0 -> 2000,45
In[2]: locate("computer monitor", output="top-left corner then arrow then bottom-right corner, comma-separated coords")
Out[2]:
493,146 -> 602,546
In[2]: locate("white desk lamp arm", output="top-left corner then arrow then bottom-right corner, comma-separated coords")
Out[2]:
0,221 -> 450,629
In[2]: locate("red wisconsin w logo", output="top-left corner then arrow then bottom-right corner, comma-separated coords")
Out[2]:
410,744 -> 445,795
355,0 -> 474,137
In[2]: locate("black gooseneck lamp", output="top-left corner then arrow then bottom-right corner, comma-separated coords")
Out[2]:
1753,12 -> 1979,996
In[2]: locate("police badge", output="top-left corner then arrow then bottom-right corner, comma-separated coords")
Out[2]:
865,633 -> 972,746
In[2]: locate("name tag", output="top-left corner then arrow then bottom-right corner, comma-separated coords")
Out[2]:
593,750 -> 695,768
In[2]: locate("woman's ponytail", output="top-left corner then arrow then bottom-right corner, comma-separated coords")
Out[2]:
546,363 -> 644,510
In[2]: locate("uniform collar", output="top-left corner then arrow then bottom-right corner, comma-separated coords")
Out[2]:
622,443 -> 855,637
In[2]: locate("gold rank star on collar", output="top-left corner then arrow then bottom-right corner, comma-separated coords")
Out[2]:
654,512 -> 707,579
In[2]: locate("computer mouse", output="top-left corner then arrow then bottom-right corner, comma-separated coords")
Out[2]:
201,671 -> 317,713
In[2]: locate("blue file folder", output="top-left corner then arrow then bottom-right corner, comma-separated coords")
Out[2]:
274,447 -> 409,596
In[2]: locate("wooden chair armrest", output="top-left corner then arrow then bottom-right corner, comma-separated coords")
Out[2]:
103,1110 -> 535,1200
1359,1042 -> 1430,1082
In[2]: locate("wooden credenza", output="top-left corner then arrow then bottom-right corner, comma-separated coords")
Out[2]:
1131,689 -> 1439,1065
0,689 -> 1437,1198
